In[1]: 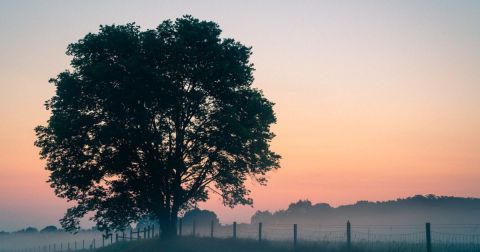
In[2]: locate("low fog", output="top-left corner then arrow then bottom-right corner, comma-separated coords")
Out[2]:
2,195 -> 480,251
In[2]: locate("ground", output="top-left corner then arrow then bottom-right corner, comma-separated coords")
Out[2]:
96,237 -> 353,252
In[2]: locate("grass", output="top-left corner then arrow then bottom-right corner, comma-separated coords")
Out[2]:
94,237 -> 478,252
96,237 -> 354,252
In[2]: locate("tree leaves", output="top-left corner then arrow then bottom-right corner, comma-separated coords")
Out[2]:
35,16 -> 280,234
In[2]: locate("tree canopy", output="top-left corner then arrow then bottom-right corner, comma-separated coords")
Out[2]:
35,16 -> 280,237
182,208 -> 220,227
40,226 -> 58,233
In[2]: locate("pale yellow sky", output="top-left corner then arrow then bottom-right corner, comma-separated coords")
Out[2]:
0,0 -> 479,230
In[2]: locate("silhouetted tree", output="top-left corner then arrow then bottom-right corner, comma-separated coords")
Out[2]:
287,200 -> 313,213
35,16 -> 280,238
18,227 -> 38,233
251,210 -> 273,224
182,208 -> 220,227
249,195 -> 480,226
40,226 -> 58,232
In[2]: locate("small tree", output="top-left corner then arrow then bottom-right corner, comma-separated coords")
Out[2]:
40,226 -> 58,232
35,16 -> 280,238
22,227 -> 38,233
182,208 -> 220,227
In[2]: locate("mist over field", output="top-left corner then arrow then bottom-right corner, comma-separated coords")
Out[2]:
251,195 -> 480,226
2,195 -> 480,251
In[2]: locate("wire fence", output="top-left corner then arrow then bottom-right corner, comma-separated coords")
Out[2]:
1,222 -> 480,252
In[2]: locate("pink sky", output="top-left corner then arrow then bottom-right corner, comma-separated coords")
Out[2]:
1,1 -> 479,231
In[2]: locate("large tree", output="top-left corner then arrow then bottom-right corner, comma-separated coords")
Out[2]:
35,16 -> 280,238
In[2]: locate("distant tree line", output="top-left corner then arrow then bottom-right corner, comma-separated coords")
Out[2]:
3,195 -> 480,234
251,195 -> 480,225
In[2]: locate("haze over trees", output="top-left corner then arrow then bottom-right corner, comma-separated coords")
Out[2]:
251,195 -> 480,226
40,226 -> 58,233
181,208 -> 220,227
35,16 -> 280,238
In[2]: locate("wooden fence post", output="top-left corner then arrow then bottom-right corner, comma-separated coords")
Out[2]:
144,227 -> 147,239
426,222 -> 432,252
82,240 -> 84,250
210,220 -> 214,238
258,222 -> 262,242
137,228 -> 140,240
293,224 -> 298,249
347,221 -> 351,250
130,229 -> 132,240
233,222 -> 237,239
116,233 -> 118,243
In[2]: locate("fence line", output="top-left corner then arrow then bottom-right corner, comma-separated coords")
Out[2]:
2,222 -> 480,252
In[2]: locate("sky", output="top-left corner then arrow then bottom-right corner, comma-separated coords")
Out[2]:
0,0 -> 479,231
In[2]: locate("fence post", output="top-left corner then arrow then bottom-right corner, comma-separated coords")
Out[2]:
347,221 -> 351,250
152,224 -> 155,238
74,241 -> 76,251
143,227 -> 147,239
53,244 -> 56,252
82,240 -> 84,250
259,222 -> 263,242
233,222 -> 237,239
93,239 -> 95,249
293,224 -> 297,249
179,218 -> 183,236
102,236 -> 105,247
193,220 -> 196,237
137,228 -> 140,240
426,222 -> 432,252
116,233 -> 118,243
210,220 -> 214,238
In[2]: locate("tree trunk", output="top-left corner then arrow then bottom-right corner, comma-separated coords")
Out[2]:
159,213 -> 178,239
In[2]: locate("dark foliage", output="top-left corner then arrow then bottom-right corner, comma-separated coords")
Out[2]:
15,227 -> 38,233
35,16 -> 280,237
251,195 -> 480,225
40,225 -> 58,232
182,208 -> 220,227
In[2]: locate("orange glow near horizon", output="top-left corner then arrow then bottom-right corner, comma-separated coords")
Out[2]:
1,1 -> 480,230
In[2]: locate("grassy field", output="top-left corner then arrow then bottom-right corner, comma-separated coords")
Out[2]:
96,237 -> 354,252
94,236 -> 480,252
